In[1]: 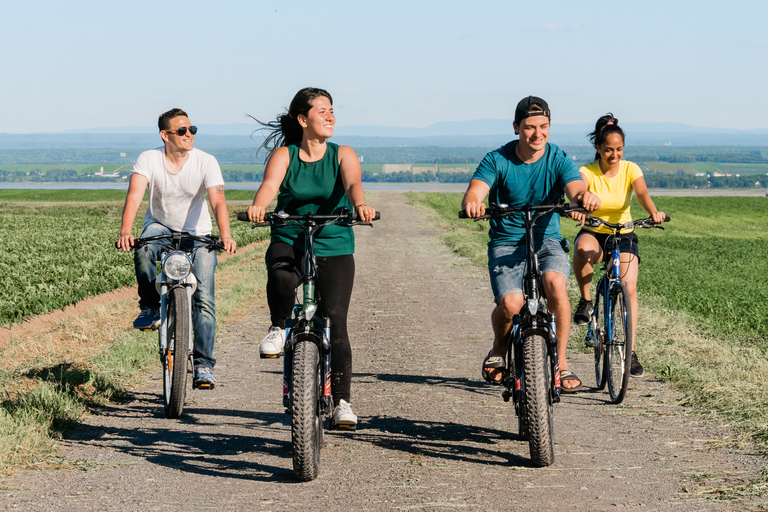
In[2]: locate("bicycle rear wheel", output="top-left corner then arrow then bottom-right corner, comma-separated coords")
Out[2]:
291,338 -> 323,481
606,283 -> 633,404
593,286 -> 607,390
521,333 -> 555,467
163,286 -> 189,419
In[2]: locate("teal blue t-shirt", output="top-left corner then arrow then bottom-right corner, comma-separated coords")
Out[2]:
472,141 -> 581,247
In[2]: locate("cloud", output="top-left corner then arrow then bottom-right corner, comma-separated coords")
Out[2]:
525,19 -> 593,31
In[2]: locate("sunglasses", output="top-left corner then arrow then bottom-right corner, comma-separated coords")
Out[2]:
164,125 -> 198,136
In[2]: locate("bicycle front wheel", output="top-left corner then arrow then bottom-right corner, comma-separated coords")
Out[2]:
163,286 -> 189,419
521,333 -> 555,467
593,286 -> 607,390
606,283 -> 633,404
291,338 -> 323,482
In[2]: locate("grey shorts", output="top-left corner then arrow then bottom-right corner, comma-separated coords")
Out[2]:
488,239 -> 571,303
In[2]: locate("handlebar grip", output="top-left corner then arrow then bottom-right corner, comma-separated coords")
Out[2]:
458,210 -> 469,219
373,211 -> 381,221
664,215 -> 671,222
236,212 -> 249,222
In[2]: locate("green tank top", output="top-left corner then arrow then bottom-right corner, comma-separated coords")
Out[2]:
271,142 -> 355,257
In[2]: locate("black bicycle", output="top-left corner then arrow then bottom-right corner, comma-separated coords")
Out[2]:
120,233 -> 224,418
238,208 -> 378,481
581,214 -> 669,404
460,202 -> 584,467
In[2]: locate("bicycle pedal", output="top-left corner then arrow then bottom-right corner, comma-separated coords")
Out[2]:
193,382 -> 214,390
260,353 -> 281,359
333,423 -> 356,431
139,328 -> 155,332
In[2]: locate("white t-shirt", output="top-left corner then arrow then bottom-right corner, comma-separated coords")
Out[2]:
132,147 -> 224,235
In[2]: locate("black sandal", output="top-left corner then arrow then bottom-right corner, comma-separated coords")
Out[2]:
482,351 -> 505,385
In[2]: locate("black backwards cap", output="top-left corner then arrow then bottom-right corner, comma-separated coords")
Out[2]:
514,96 -> 551,125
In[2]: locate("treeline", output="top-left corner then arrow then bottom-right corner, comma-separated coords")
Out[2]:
361,170 -> 472,183
642,171 -> 765,189
2,146 -> 767,166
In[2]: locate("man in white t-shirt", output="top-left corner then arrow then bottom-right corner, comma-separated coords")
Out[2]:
117,108 -> 236,389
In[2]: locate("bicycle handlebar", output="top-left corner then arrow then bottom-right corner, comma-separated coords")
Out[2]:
114,233 -> 225,251
458,202 -> 586,221
236,209 -> 380,227
582,214 -> 671,231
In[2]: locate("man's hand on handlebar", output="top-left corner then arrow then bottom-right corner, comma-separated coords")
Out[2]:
117,233 -> 135,251
220,237 -> 237,254
463,201 -> 486,219
580,191 -> 601,212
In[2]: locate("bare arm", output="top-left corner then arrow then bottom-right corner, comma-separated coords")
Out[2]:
208,184 -> 236,254
247,147 -> 290,222
338,145 -> 375,222
632,176 -> 665,223
117,174 -> 149,251
563,179 -> 600,211
461,179 -> 490,218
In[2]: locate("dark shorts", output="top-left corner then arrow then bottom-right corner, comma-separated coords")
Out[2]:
575,229 -> 640,264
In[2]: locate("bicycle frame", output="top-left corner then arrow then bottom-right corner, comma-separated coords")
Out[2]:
281,218 -> 334,416
505,206 -> 562,408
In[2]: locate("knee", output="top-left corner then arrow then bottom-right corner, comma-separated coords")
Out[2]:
497,294 -> 523,318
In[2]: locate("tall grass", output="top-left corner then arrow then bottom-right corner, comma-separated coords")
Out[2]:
407,191 -> 768,448
0,234 -> 269,473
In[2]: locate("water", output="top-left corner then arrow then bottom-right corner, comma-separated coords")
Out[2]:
0,182 -> 469,192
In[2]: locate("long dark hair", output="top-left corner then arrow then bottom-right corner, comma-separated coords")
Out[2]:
249,87 -> 333,160
588,113 -> 625,161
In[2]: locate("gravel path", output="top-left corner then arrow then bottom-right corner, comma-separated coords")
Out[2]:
1,193 -> 764,511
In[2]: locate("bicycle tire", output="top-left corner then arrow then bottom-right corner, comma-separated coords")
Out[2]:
163,286 -> 189,419
521,333 -> 555,466
606,283 -> 633,404
291,338 -> 323,481
593,286 -> 607,390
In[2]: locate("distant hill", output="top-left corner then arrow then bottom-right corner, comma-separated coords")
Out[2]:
0,120 -> 766,150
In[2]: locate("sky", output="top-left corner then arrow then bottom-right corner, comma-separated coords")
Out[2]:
1,0 -> 767,134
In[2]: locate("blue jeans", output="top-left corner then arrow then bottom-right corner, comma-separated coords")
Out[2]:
134,223 -> 218,369
488,238 -> 570,303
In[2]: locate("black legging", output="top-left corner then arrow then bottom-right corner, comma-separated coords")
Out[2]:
265,242 -> 355,403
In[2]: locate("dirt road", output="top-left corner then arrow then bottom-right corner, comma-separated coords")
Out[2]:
1,193 -> 764,511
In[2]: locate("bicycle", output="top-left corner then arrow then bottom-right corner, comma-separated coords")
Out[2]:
580,214 -> 669,404
460,201 -> 584,467
237,207 -> 379,482
120,232 -> 224,419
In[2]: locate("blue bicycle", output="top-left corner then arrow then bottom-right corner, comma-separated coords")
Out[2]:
582,215 -> 669,404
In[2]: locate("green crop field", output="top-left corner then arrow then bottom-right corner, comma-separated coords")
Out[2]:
0,201 -> 268,326
407,192 -> 768,340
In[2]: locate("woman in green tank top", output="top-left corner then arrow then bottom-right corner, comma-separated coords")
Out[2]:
246,88 -> 376,428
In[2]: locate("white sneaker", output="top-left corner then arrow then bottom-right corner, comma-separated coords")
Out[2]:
259,326 -> 285,357
332,399 -> 358,427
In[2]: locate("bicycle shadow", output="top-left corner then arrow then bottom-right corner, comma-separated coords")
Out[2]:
66,391 -> 298,482
354,371 -> 496,396
341,415 -> 532,467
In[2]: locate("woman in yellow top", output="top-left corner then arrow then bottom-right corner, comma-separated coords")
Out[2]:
572,114 -> 666,378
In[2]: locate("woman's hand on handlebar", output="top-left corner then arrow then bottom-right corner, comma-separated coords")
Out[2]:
570,211 -> 587,226
463,201 -> 486,219
246,204 -> 267,223
355,204 -> 376,223
651,211 -> 667,225
117,232 -> 135,251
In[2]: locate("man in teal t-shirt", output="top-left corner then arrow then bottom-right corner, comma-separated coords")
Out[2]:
462,95 -> 600,393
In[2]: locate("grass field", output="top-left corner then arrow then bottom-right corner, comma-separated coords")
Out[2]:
0,201 -> 268,326
407,191 -> 768,448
